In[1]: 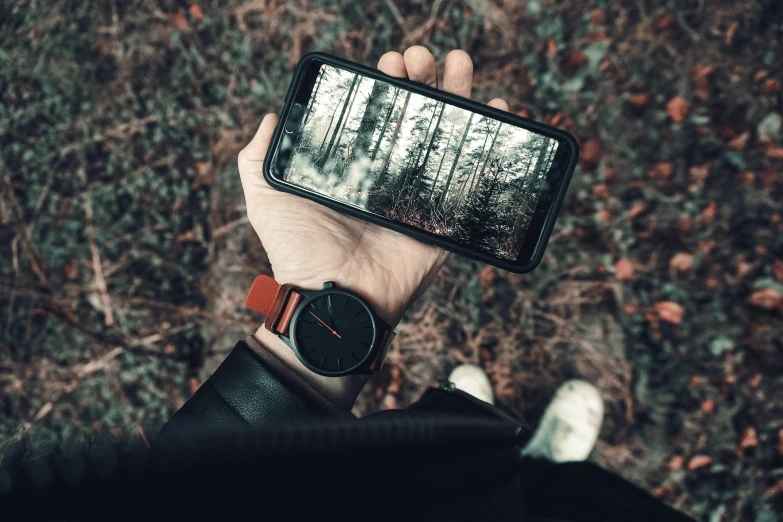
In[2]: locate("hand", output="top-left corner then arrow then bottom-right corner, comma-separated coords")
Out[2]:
238,46 -> 509,409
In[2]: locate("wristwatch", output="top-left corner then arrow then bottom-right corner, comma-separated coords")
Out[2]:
245,275 -> 396,376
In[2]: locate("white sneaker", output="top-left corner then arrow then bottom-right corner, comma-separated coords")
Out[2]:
520,380 -> 604,463
448,364 -> 495,405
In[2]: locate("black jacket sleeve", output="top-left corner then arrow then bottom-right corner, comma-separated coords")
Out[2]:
156,337 -> 354,444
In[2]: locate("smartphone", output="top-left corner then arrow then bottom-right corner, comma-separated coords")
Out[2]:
264,53 -> 578,273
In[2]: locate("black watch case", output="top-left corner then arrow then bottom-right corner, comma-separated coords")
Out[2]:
279,281 -> 380,376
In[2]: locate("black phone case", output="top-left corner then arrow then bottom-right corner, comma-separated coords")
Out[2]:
263,52 -> 579,274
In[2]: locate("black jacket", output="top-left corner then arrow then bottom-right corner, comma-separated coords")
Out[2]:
0,337 -> 695,522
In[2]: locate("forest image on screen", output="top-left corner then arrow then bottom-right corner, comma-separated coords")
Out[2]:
284,64 -> 559,260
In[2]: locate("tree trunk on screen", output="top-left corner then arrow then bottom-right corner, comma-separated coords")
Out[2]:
412,102 -> 446,194
302,70 -> 324,127
437,113 -> 475,208
376,90 -> 412,184
370,88 -> 400,164
328,77 -> 362,166
428,122 -> 456,203
475,122 -> 502,187
352,82 -> 390,158
321,75 -> 359,165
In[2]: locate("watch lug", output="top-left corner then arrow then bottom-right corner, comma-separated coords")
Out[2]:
322,281 -> 336,289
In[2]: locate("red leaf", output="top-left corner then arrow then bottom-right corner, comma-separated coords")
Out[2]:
654,301 -> 683,324
666,456 -> 684,470
656,14 -> 676,31
700,399 -> 715,414
739,426 -> 758,449
189,4 -> 204,22
762,78 -> 781,94
727,131 -> 750,151
687,455 -> 712,470
588,8 -> 606,25
747,288 -> 783,310
615,259 -> 635,280
172,13 -> 190,31
629,93 -> 650,107
666,96 -> 690,123
767,147 -> 783,159
580,138 -> 603,169
670,252 -> 694,271
700,200 -> 717,223
649,162 -> 674,182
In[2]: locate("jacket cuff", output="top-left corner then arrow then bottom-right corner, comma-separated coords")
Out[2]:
243,335 -> 355,419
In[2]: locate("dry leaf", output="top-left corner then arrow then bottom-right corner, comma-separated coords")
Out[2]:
666,95 -> 690,123
592,184 -> 609,199
189,377 -> 200,395
670,253 -> 694,271
189,4 -> 204,21
567,51 -> 588,68
478,266 -> 496,288
690,64 -> 714,83
687,455 -> 712,470
627,203 -> 646,220
666,456 -> 684,470
762,78 -> 781,94
163,343 -> 176,355
604,165 -> 620,184
63,263 -> 78,280
597,209 -> 611,223
755,69 -> 769,82
589,8 -> 606,25
772,260 -> 783,282
766,478 -> 783,497
615,259 -> 635,280
655,301 -> 684,324
689,164 -> 710,189
725,21 -> 739,45
749,373 -> 762,388
735,261 -> 753,280
622,302 -> 638,314
580,138 -> 603,169
649,162 -> 674,181
739,171 -> 755,187
656,14 -> 676,31
727,131 -> 750,151
695,83 -> 710,101
515,108 -> 530,118
700,200 -> 717,223
629,93 -> 650,107
739,426 -> 758,449
778,429 -> 783,456
546,39 -> 558,56
700,399 -> 715,414
767,147 -> 783,159
747,288 -> 783,309
172,12 -> 190,31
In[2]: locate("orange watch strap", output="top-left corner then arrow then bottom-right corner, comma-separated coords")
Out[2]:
245,275 -> 281,316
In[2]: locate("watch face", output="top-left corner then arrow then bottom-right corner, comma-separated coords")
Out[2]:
292,290 -> 377,375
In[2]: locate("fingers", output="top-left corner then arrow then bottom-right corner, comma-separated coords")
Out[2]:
487,98 -> 509,111
238,113 -> 279,209
403,46 -> 437,87
238,113 -> 279,165
442,50 -> 473,98
377,51 -> 407,78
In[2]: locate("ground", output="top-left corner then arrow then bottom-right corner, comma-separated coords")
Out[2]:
1,1 -> 782,520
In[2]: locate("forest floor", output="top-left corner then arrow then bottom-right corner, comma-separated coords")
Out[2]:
2,1 -> 782,520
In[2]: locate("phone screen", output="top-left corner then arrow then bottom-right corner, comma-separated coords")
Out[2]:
278,63 -> 562,261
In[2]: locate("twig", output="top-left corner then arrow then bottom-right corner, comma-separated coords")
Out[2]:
0,175 -> 48,285
384,0 -> 410,38
84,195 -> 114,326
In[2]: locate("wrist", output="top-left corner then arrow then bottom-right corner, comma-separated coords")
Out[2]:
253,325 -> 371,411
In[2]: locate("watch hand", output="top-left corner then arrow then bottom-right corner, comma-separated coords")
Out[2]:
309,311 -> 342,339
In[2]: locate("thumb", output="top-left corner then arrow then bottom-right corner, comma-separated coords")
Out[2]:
238,113 -> 279,212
